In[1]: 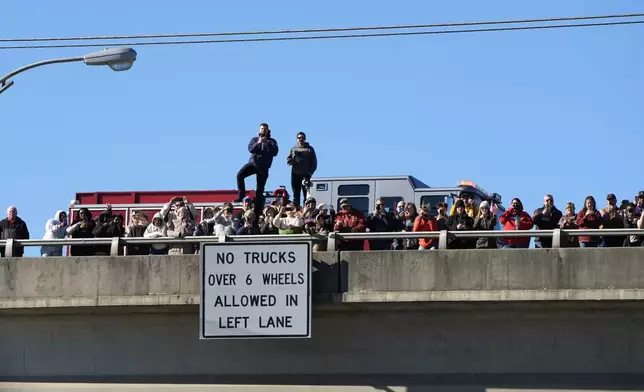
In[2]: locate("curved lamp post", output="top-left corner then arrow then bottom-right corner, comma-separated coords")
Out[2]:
0,47 -> 137,96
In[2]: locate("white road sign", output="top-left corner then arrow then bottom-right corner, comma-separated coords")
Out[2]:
200,241 -> 311,339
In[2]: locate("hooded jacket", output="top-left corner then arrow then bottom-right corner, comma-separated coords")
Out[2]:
144,213 -> 168,250
43,210 -> 67,240
41,210 -> 67,256
204,210 -> 237,237
248,132 -> 279,170
166,216 -> 195,255
287,142 -> 317,176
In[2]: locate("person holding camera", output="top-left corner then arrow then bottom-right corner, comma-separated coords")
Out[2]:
472,200 -> 498,249
366,198 -> 397,250
167,206 -> 196,255
272,203 -> 305,235
93,206 -> 126,256
499,198 -> 534,248
575,196 -> 602,247
66,208 -> 96,256
412,204 -> 438,250
286,132 -> 317,208
236,211 -> 261,235
260,205 -> 279,234
41,210 -> 68,257
333,199 -> 366,250
532,194 -> 562,248
236,123 -> 279,214
622,203 -> 642,247
447,199 -> 475,249
202,203 -> 237,237
160,196 -> 197,224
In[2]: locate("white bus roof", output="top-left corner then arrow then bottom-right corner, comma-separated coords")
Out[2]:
312,175 -> 430,189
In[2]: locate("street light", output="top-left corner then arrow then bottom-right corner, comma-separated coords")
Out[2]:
0,47 -> 137,96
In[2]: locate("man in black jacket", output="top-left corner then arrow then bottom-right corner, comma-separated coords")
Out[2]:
532,194 -> 563,248
286,132 -> 317,208
0,206 -> 30,257
366,198 -> 397,251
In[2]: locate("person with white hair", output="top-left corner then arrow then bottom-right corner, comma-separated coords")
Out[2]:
0,206 -> 30,257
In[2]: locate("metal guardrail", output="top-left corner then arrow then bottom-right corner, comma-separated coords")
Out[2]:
0,229 -> 642,257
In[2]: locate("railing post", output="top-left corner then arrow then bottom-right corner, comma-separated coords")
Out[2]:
218,234 -> 228,243
551,229 -> 562,248
438,230 -> 448,250
110,237 -> 121,256
5,239 -> 14,257
327,232 -> 337,252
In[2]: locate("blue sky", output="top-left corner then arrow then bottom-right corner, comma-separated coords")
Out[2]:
1,0 -> 643,255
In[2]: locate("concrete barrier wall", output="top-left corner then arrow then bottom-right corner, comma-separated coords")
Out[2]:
0,253 -> 339,308
2,248 -> 644,309
342,248 -> 644,293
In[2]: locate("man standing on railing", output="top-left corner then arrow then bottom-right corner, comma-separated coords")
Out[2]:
236,123 -> 279,216
532,194 -> 562,248
0,206 -> 30,257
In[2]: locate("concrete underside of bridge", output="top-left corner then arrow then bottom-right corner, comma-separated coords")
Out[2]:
1,302 -> 644,389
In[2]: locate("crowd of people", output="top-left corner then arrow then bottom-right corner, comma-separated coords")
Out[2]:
1,122 -> 644,257
0,190 -> 643,258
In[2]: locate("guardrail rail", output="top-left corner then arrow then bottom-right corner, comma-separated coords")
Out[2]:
0,228 -> 643,257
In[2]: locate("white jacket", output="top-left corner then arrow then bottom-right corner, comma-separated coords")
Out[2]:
43,210 -> 67,240
144,213 -> 168,250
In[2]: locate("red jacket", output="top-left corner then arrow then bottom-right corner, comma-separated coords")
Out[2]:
333,208 -> 366,233
499,209 -> 534,246
575,210 -> 602,243
413,215 -> 438,249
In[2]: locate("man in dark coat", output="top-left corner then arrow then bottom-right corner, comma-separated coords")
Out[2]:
287,131 -> 318,208
532,193 -> 563,248
0,206 -> 30,257
236,123 -> 279,218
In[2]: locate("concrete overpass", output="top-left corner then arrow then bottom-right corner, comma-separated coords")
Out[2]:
1,248 -> 644,391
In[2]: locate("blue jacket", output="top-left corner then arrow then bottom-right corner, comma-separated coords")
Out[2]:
248,136 -> 279,170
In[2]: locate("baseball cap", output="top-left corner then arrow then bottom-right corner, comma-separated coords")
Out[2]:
243,196 -> 251,202
607,193 -> 617,201
638,191 -> 644,199
340,198 -> 350,206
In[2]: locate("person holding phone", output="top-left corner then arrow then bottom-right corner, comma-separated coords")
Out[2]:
160,196 -> 197,223
576,196 -> 602,247
236,123 -> 279,213
366,198 -> 396,250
